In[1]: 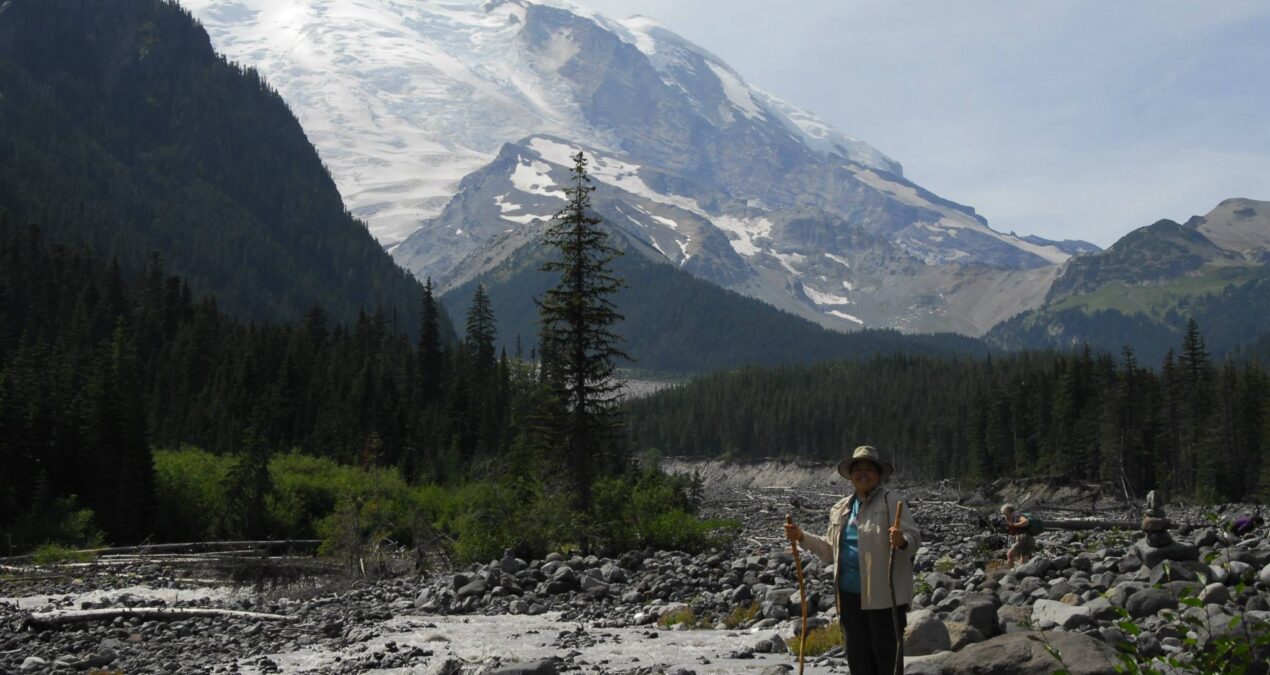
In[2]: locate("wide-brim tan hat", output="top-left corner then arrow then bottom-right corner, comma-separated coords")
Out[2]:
837,445 -> 893,480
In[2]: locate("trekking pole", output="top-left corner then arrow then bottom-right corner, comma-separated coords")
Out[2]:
887,501 -> 905,675
786,514 -> 808,675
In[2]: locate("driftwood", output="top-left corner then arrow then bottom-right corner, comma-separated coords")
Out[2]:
1044,519 -> 1153,531
0,540 -> 322,565
25,606 -> 291,629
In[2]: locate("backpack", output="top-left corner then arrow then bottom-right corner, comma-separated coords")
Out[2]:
1022,512 -> 1045,535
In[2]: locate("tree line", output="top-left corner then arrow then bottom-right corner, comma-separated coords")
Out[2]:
625,320 -> 1270,504
0,155 -> 670,555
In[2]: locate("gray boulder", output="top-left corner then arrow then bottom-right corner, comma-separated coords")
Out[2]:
944,621 -> 985,651
1125,588 -> 1178,619
487,659 -> 558,675
950,594 -> 1000,638
1031,599 -> 1093,630
905,631 -> 1117,675
1130,539 -> 1199,567
905,609 -> 952,656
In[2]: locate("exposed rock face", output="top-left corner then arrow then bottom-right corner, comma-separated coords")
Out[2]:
184,0 -> 1082,336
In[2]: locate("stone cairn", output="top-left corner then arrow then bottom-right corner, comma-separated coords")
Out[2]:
1141,490 -> 1173,547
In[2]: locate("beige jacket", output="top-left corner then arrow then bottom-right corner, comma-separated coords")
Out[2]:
798,486 -> 920,611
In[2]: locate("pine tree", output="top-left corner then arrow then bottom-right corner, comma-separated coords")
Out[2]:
536,151 -> 630,516
419,279 -> 443,407
465,284 -> 497,381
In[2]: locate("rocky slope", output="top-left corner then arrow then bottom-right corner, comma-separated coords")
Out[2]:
182,0 -> 1090,336
988,198 -> 1270,362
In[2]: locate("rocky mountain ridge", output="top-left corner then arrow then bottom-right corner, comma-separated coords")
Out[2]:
988,198 -> 1270,362
183,0 -> 1088,336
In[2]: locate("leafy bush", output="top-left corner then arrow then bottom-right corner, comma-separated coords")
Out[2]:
274,452 -> 411,540
590,469 -> 738,554
32,543 -> 95,565
9,492 -> 106,553
437,478 -> 574,564
1111,582 -> 1270,674
153,448 -> 737,565
153,447 -> 233,540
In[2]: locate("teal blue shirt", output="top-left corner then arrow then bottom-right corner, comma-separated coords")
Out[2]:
838,498 -> 862,593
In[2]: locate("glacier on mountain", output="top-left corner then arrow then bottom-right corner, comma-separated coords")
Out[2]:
181,0 -> 1085,335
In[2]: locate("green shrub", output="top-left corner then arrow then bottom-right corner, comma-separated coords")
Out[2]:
590,469 -> 738,554
795,623 -> 844,657
153,447 -> 233,540
274,452 -> 412,540
10,493 -> 105,553
32,542 -> 95,564
657,606 -> 698,629
723,602 -> 760,629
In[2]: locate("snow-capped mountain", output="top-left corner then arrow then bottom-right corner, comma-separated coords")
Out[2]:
183,0 -> 1091,334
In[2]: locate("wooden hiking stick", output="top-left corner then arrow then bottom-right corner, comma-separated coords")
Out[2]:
887,500 -> 905,675
786,513 -> 808,675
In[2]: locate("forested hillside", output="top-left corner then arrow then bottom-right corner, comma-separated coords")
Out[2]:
626,323 -> 1270,503
443,229 -> 989,374
988,271 -> 1270,365
1,218 -> 719,559
0,0 -> 431,331
0,221 -> 519,547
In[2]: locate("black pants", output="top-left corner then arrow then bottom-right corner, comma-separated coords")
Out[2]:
839,591 -> 907,675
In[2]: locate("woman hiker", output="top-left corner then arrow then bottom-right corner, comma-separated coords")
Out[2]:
784,445 -> 921,675
1000,503 -> 1034,567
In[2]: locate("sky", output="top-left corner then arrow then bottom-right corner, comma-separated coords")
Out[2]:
571,0 -> 1270,248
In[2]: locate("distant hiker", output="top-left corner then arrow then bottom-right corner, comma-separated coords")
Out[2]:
1001,503 -> 1036,567
784,445 -> 920,675
1228,514 -> 1264,538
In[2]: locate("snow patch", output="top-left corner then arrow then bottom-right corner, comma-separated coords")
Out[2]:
510,159 -> 566,199
772,252 -> 806,276
616,15 -> 661,56
828,310 -> 865,325
635,205 -> 680,230
824,253 -> 851,269
803,286 -> 851,306
713,215 -> 774,257
704,61 -> 764,121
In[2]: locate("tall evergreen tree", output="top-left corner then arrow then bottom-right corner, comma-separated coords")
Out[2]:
465,284 -> 497,381
419,279 -> 443,407
536,151 -> 630,515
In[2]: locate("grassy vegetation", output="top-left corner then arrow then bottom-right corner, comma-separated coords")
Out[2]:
1047,263 -> 1259,320
657,606 -> 700,629
795,623 -> 844,657
31,543 -> 96,565
150,447 -> 737,565
723,602 -> 761,629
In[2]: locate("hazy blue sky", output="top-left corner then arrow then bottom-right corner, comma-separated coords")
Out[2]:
573,0 -> 1270,247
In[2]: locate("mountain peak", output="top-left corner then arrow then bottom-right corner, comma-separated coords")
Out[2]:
183,0 -> 902,245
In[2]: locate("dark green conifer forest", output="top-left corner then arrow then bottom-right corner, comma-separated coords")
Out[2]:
0,0 -> 433,333
0,219 -> 539,549
625,323 -> 1270,503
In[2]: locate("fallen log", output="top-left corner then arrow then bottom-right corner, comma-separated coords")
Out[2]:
0,540 -> 321,565
25,607 -> 291,629
1041,519 -> 1157,531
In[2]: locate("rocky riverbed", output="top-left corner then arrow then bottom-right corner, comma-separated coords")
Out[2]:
3,459 -> 1269,674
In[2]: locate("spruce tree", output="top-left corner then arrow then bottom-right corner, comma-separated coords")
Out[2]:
419,279 -> 443,407
465,284 -> 497,380
536,151 -> 629,515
